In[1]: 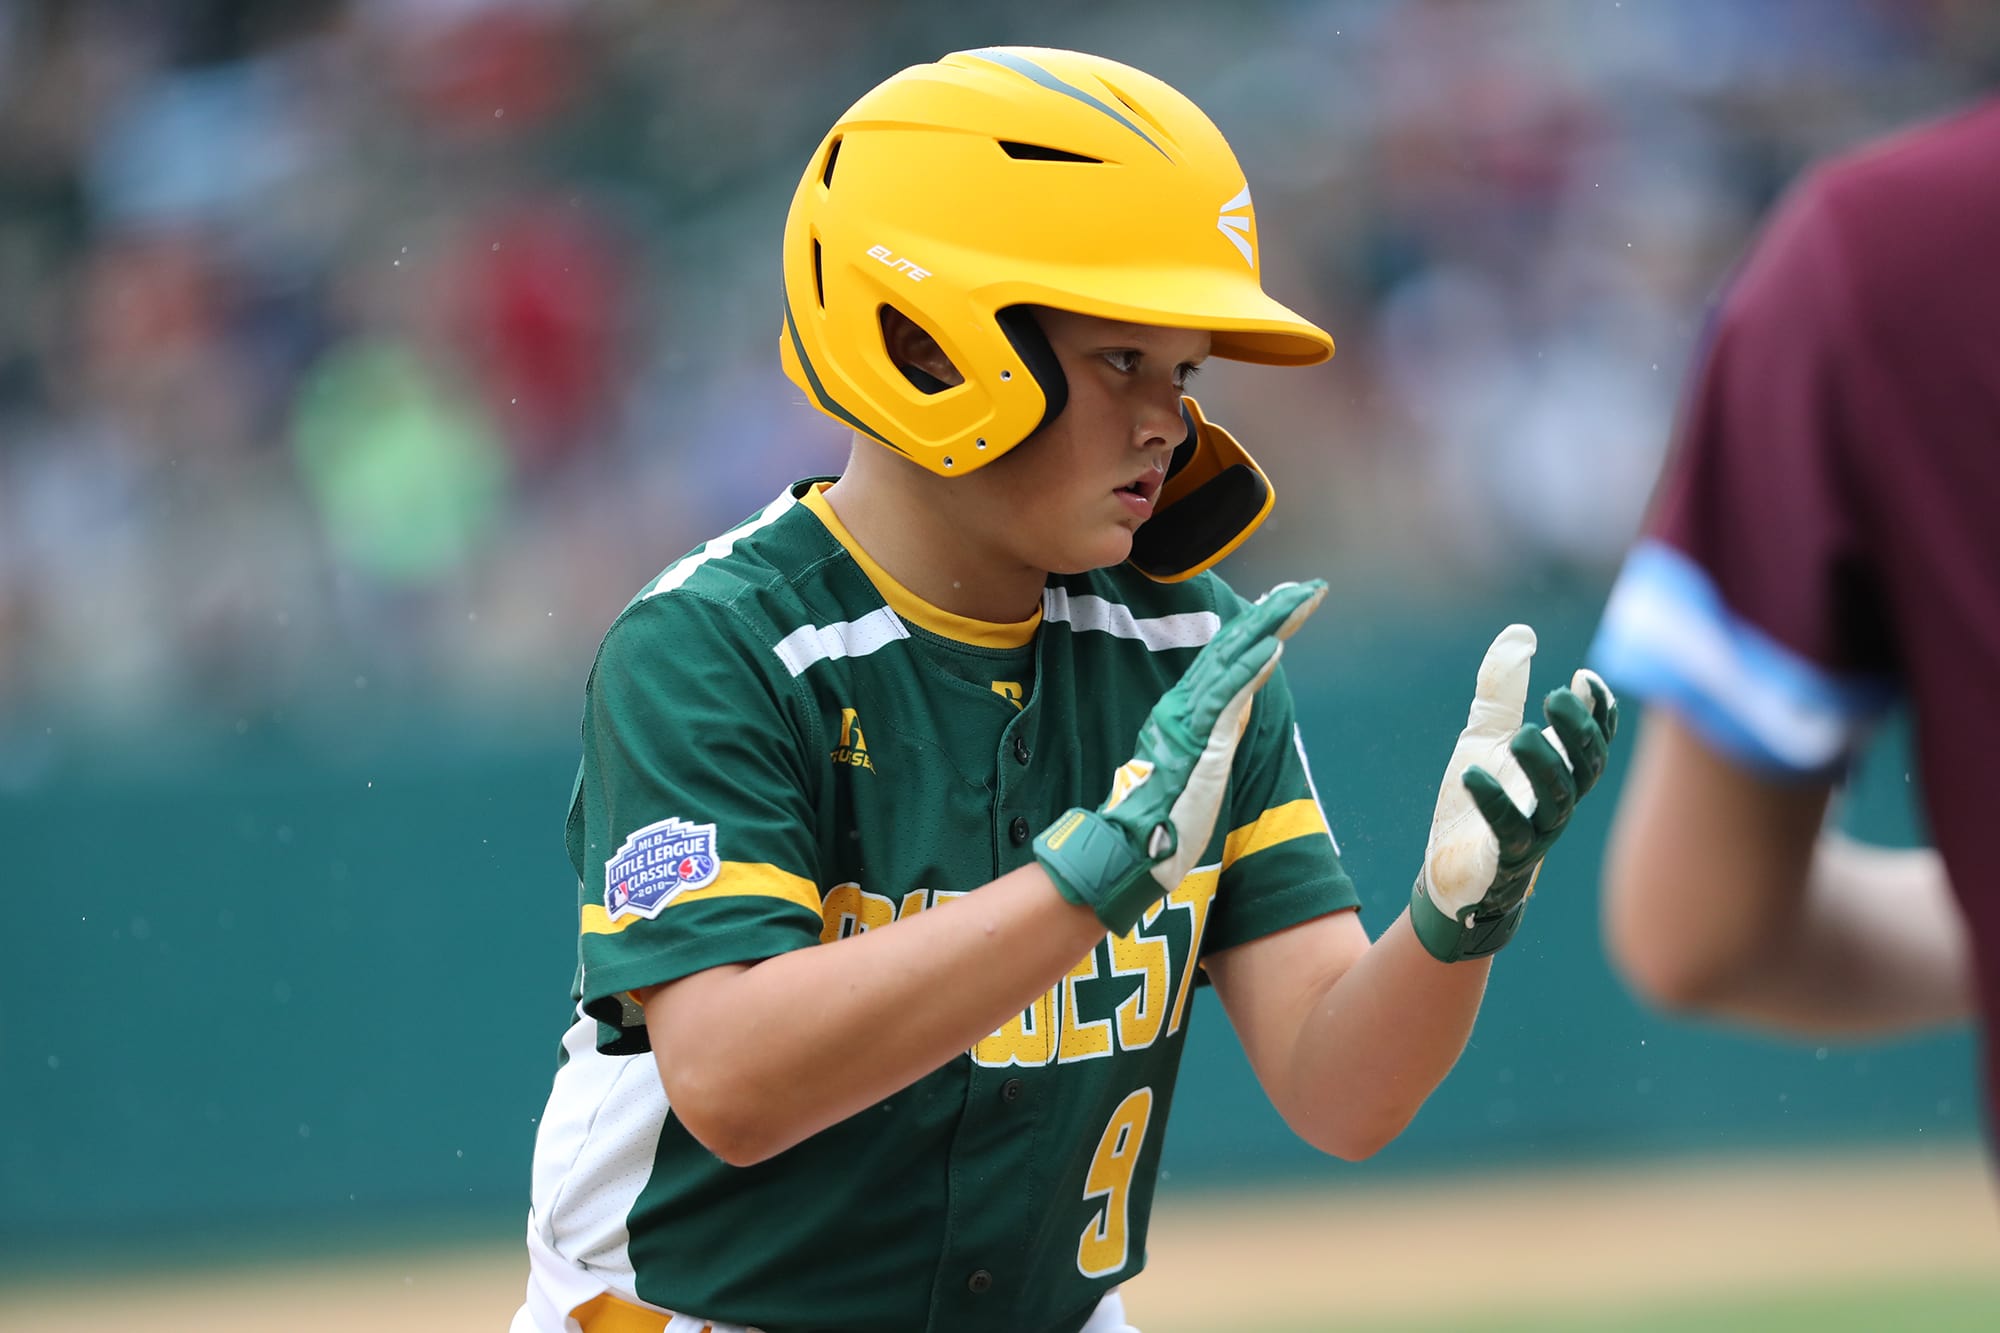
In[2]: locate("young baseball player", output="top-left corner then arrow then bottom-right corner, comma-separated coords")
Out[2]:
514,48 -> 1618,1333
1592,106 -> 1990,1070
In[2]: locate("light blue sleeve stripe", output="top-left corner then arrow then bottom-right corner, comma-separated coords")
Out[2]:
1588,539 -> 1898,777
964,48 -> 1171,160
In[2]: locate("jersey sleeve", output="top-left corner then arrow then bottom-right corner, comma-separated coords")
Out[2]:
566,592 -> 825,1053
1589,173 -> 1899,778
1200,614 -> 1359,958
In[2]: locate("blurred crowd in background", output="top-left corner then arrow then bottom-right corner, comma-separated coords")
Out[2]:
2,0 -> 1995,732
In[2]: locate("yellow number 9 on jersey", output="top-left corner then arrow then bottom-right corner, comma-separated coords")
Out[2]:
1077,1086 -> 1155,1279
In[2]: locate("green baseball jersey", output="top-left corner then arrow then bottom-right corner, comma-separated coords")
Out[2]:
523,480 -> 1357,1333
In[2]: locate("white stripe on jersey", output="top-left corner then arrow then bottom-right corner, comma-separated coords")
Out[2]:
644,488 -> 799,601
771,606 -> 910,678
1043,587 -> 1220,651
526,1007 -> 670,1299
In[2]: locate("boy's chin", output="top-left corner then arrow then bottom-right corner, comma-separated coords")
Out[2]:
1045,534 -> 1136,577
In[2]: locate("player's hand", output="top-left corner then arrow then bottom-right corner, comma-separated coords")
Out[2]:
1409,624 -> 1619,962
1035,580 -> 1327,934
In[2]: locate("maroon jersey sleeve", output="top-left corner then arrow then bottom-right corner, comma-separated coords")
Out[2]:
1590,165 -> 1898,777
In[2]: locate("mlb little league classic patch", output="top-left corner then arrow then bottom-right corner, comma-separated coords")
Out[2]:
605,816 -> 721,920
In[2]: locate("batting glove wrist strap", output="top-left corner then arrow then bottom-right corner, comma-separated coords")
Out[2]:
1409,871 -> 1529,962
1035,809 -> 1164,937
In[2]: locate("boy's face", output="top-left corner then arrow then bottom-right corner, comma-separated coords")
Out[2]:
963,308 -> 1211,576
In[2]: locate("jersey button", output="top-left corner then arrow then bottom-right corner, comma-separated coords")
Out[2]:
1001,1077 -> 1024,1103
1012,735 -> 1031,765
1009,816 -> 1030,846
967,1269 -> 993,1294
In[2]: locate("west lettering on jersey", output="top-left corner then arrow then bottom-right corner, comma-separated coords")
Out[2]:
973,869 -> 1217,1068
806,867 -> 1215,1067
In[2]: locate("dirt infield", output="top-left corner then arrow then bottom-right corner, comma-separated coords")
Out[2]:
1122,1145 -> 1998,1330
3,1147 -> 1993,1332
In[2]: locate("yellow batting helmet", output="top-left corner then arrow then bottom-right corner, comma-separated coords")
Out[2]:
778,46 -> 1334,578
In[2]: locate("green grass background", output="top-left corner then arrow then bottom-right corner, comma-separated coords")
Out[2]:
1310,1276 -> 2000,1333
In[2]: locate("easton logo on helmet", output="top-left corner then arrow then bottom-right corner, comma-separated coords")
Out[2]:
1216,186 -> 1254,267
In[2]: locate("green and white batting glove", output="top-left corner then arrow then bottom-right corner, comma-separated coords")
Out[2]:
1035,580 -> 1328,935
1411,624 -> 1619,962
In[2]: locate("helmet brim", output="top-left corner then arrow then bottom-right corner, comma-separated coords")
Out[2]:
992,267 -> 1335,366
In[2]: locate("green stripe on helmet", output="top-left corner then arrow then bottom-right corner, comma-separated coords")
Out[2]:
965,48 -> 1170,160
783,298 -> 901,451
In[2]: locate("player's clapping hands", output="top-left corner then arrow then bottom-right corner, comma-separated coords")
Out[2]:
1411,624 -> 1619,962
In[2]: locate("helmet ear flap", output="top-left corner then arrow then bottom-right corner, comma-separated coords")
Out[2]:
1127,396 -> 1276,583
994,306 -> 1068,443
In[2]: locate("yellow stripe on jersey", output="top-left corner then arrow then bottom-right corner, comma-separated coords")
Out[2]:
799,483 -> 1042,648
580,861 -> 822,935
1221,798 -> 1331,871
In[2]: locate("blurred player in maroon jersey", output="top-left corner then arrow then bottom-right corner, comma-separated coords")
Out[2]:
1590,103 -> 1994,1116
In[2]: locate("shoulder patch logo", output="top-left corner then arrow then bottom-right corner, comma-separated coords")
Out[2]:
605,817 -> 721,921
831,707 -> 874,771
1216,185 -> 1254,267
